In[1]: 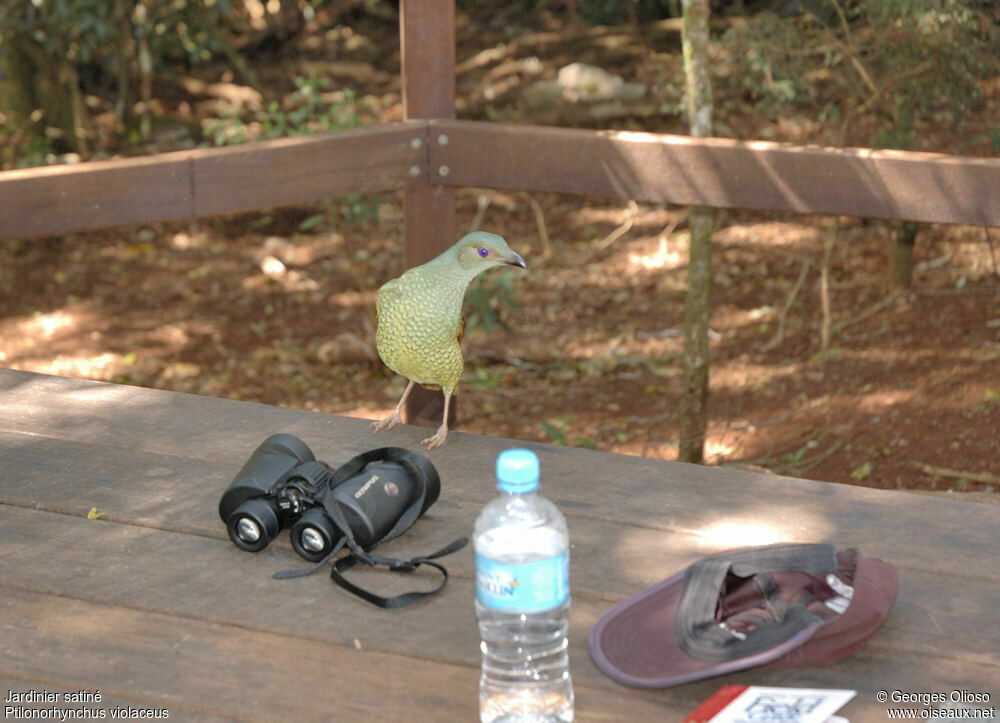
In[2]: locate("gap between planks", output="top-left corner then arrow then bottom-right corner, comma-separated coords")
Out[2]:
0,584 -> 677,721
2,492 -> 998,586
0,579 -> 477,675
4,574 -> 997,691
3,504 -> 998,672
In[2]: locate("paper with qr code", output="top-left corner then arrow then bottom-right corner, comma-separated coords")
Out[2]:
684,685 -> 856,723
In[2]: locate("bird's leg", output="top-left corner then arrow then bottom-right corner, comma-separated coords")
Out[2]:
421,391 -> 451,450
371,379 -> 414,433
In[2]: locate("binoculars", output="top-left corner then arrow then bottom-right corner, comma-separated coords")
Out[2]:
218,434 -> 440,563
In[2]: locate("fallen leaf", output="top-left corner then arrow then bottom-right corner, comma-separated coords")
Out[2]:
850,462 -> 872,480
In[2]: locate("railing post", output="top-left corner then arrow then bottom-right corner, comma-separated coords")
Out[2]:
399,0 -> 458,427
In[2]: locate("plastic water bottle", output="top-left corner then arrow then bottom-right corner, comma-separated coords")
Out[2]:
474,449 -> 573,723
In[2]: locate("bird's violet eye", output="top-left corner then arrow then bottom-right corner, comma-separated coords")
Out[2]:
477,247 -> 489,258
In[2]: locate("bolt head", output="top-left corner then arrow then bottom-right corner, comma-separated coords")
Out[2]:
438,165 -> 450,177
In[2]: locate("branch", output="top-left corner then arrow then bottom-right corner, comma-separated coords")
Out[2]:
592,200 -> 640,252
807,2 -> 878,100
833,291 -> 900,332
915,463 -> 1000,486
819,224 -> 838,353
761,256 -> 810,353
828,0 -> 854,46
772,440 -> 845,477
519,192 -> 552,260
983,227 -> 999,278
658,208 -> 690,242
470,192 -> 491,232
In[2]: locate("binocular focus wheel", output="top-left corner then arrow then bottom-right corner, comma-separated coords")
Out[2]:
227,498 -> 281,552
291,509 -> 339,562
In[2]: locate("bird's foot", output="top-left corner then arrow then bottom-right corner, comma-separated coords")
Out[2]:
371,411 -> 402,433
421,425 -> 449,450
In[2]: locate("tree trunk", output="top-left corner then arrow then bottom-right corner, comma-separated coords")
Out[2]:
680,206 -> 714,463
0,40 -> 36,135
13,40 -> 78,153
678,0 -> 715,465
62,60 -> 91,155
0,38 -> 37,167
113,0 -> 133,125
890,221 -> 918,290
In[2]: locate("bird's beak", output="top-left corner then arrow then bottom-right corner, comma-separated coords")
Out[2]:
503,251 -> 527,269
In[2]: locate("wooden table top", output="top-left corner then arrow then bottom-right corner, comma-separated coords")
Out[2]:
1,368 -> 997,721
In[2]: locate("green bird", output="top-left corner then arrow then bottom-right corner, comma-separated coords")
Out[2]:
372,231 -> 527,449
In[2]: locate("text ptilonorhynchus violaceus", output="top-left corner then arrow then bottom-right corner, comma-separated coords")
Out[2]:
372,231 -> 527,449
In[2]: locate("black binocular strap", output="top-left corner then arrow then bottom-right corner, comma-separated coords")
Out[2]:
271,537 -> 347,580
330,536 -> 469,609
315,447 -> 466,608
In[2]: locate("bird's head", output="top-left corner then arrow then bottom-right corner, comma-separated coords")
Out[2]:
452,231 -> 527,272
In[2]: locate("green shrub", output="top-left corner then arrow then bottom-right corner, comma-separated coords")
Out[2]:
721,0 -> 998,146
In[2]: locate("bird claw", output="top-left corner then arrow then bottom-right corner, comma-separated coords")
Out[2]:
421,425 -> 449,450
371,411 -> 401,433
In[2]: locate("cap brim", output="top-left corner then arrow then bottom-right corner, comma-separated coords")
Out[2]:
588,569 -> 826,689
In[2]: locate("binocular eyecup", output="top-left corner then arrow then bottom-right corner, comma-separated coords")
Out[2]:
218,435 -> 440,563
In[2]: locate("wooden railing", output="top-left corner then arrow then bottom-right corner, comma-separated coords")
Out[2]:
0,123 -> 426,241
4,117 -> 998,242
2,0 -> 998,420
427,120 -> 1000,227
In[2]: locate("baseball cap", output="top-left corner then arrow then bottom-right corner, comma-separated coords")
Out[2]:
589,543 -> 897,688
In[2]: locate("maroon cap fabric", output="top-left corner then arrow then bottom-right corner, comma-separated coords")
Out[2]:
589,543 -> 898,689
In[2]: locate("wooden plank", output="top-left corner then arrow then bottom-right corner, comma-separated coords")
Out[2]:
0,153 -> 192,242
400,183 -> 460,428
429,120 -> 1000,227
2,372 -> 998,717
400,0 -> 456,120
0,505 -> 639,696
399,0 -> 457,262
1,503 -> 996,671
0,369 -> 997,580
0,676 -> 232,722
0,123 -> 426,243
402,180 -> 457,266
192,122 -> 425,217
1,511 -> 995,720
4,116 -> 997,244
0,586 -> 480,722
400,0 -> 458,426
0,567 -> 684,720
1,380 -> 999,674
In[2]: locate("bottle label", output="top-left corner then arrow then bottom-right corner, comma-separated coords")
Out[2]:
475,553 -> 569,613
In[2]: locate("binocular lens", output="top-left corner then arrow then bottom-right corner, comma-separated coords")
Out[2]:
290,508 -> 340,562
227,498 -> 281,552
237,518 -> 262,543
300,528 -> 325,552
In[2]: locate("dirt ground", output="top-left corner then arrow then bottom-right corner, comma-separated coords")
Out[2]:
1,12 -> 998,498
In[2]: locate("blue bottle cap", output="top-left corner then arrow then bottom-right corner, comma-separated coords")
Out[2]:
496,449 -> 540,493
